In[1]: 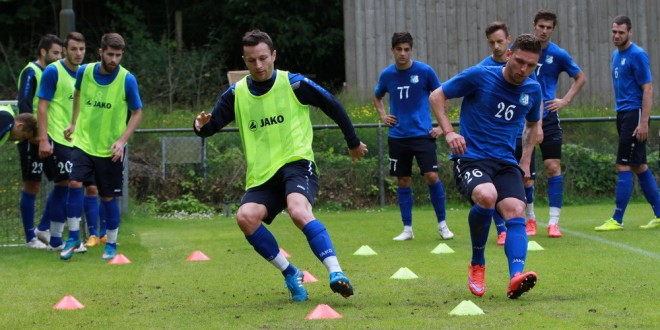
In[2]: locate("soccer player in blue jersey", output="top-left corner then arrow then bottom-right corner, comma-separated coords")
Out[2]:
373,32 -> 453,241
194,30 -> 367,302
60,33 -> 143,261
529,9 -> 586,238
430,34 -> 542,299
37,32 -> 96,253
16,34 -> 62,249
595,15 -> 660,231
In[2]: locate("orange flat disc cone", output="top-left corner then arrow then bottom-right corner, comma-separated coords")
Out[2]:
53,295 -> 84,310
302,270 -> 319,283
279,248 -> 291,258
186,250 -> 211,261
306,304 -> 342,319
108,254 -> 131,264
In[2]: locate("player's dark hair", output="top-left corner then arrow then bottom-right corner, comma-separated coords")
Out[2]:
16,113 -> 37,135
391,32 -> 413,48
534,9 -> 557,27
485,21 -> 509,38
613,15 -> 632,31
37,34 -> 63,57
242,29 -> 274,51
511,34 -> 542,54
64,32 -> 85,48
101,33 -> 125,50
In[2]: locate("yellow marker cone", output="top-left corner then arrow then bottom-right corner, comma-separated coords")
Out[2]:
449,300 -> 484,316
353,245 -> 378,255
527,241 -> 545,251
390,267 -> 419,279
431,243 -> 455,254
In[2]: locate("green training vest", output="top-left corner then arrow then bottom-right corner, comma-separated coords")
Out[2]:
0,105 -> 15,147
234,70 -> 315,189
47,60 -> 77,147
17,62 -> 43,113
75,63 -> 128,157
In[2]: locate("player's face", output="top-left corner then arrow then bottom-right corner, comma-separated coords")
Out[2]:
486,29 -> 511,58
10,124 -> 33,142
391,43 -> 412,68
44,44 -> 63,65
243,42 -> 276,82
533,19 -> 555,42
611,23 -> 631,49
100,47 -> 123,74
64,40 -> 86,67
504,48 -> 539,85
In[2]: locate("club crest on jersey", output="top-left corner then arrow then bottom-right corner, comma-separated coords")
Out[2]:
410,75 -> 419,84
545,55 -> 554,64
519,93 -> 530,106
621,58 -> 626,65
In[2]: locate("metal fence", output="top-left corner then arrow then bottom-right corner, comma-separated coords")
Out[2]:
2,116 -> 660,245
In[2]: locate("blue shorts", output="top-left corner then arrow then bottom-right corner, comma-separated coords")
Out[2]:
17,140 -> 44,181
452,158 -> 526,205
540,112 -> 562,159
388,137 -> 438,177
240,160 -> 318,224
515,138 -> 536,180
70,147 -> 123,197
616,109 -> 648,166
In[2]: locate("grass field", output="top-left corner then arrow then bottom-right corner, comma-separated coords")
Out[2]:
1,203 -> 659,329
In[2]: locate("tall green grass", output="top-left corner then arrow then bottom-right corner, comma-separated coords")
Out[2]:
1,203 -> 659,329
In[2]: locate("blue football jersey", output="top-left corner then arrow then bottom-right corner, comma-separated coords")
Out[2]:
611,43 -> 652,112
535,42 -> 581,117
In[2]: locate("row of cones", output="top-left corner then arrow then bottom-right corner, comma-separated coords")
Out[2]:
353,241 -> 545,256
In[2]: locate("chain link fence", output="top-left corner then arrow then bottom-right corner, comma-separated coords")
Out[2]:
2,113 -> 660,245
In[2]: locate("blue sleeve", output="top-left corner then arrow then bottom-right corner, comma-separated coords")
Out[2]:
37,65 -> 59,101
0,111 -> 13,138
74,64 -> 87,91
124,73 -> 143,111
632,51 -> 653,85
426,65 -> 442,91
526,87 -> 543,123
442,66 -> 481,100
291,73 -> 360,149
560,50 -> 581,78
374,70 -> 388,98
17,67 -> 37,114
194,86 -> 237,138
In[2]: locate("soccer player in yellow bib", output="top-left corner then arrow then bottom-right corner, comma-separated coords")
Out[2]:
0,105 -> 36,148
60,33 -> 143,261
194,30 -> 368,301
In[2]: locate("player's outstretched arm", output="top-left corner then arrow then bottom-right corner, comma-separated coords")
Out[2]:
348,142 -> 368,162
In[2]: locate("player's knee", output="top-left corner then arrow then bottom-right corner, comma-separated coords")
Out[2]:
397,176 -> 412,187
22,181 -> 40,194
471,184 -> 497,208
423,172 -> 439,184
236,207 -> 263,234
544,160 -> 561,176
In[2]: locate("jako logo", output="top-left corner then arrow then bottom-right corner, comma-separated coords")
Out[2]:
249,115 -> 285,132
86,100 -> 112,109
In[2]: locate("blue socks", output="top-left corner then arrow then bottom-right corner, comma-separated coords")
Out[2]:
548,175 -> 563,208
637,169 -> 660,218
20,191 -> 37,242
99,200 -> 107,237
468,205 -> 494,266
302,220 -> 336,261
397,187 -> 413,226
428,181 -> 446,222
613,171 -> 633,223
525,185 -> 534,204
245,224 -> 280,261
504,217 -> 527,278
492,212 -> 507,235
84,196 -> 99,236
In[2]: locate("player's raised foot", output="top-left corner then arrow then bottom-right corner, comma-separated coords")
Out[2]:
393,230 -> 414,241
438,221 -> 454,240
101,244 -> 117,261
468,263 -> 486,297
595,218 -> 623,231
85,235 -> 101,247
25,237 -> 48,249
525,219 -> 537,236
60,237 -> 81,260
35,229 -> 50,244
640,218 -> 660,230
507,271 -> 537,299
329,272 -> 354,298
547,224 -> 562,238
284,267 -> 308,301
496,231 -> 506,245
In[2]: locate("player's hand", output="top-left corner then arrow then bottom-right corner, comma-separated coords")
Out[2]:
195,111 -> 212,131
64,124 -> 75,142
429,127 -> 443,138
519,161 -> 532,181
633,123 -> 649,142
348,142 -> 368,162
381,114 -> 397,127
445,131 -> 466,155
110,142 -> 125,162
38,139 -> 52,159
536,124 -> 544,144
544,98 -> 568,112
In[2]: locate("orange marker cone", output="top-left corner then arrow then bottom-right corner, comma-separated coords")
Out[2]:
279,248 -> 291,258
302,270 -> 319,283
53,295 -> 84,310
186,250 -> 210,261
306,304 -> 343,319
108,254 -> 131,264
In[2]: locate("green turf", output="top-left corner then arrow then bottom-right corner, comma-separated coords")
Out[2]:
1,203 -> 659,329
